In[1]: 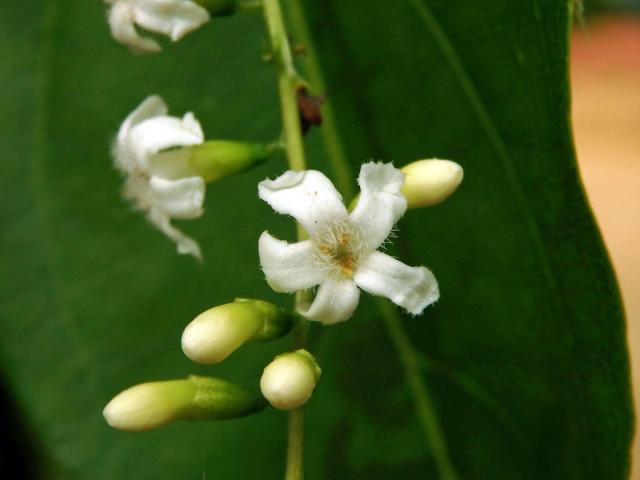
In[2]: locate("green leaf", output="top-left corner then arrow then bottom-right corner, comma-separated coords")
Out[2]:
0,0 -> 632,479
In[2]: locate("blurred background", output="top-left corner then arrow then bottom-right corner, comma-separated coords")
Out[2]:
571,1 -> 640,476
0,1 -> 637,478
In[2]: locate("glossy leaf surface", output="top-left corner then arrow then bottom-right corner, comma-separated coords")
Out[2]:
0,0 -> 632,478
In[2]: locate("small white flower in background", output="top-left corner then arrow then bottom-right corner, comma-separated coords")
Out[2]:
105,0 -> 210,54
258,162 -> 439,325
114,95 -> 206,259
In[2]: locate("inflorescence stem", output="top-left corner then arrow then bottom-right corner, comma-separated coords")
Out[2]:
262,0 -> 309,478
263,0 -> 306,173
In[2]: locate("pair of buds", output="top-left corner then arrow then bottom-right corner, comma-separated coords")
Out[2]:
103,299 -> 320,432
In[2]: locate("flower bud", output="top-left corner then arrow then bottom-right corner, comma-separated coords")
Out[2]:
400,159 -> 463,208
182,298 -> 292,364
103,375 -> 265,432
260,349 -> 321,411
186,140 -> 280,183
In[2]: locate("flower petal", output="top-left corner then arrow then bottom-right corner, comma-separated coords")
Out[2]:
349,162 -> 407,250
148,147 -> 195,180
132,0 -> 210,42
258,232 -> 324,293
117,96 -> 168,145
354,251 -> 439,315
149,176 -> 205,219
147,208 -> 202,260
298,279 -> 360,325
108,3 -> 162,54
127,113 -> 204,169
258,170 -> 348,236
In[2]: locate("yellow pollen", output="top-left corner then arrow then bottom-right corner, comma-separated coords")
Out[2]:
319,234 -> 356,278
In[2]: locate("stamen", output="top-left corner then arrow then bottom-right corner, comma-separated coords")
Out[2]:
312,220 -> 365,279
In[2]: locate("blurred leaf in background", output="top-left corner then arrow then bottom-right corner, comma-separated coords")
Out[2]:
583,0 -> 640,14
0,0 -> 633,479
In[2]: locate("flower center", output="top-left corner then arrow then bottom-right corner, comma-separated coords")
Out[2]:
313,220 -> 364,278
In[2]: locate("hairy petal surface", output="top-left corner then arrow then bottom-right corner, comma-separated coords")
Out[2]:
258,170 -> 348,236
354,251 -> 439,315
258,232 -> 324,293
350,162 -> 407,251
298,278 -> 360,325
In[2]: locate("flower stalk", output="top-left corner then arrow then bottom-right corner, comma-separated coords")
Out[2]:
262,0 -> 306,173
262,0 -> 310,477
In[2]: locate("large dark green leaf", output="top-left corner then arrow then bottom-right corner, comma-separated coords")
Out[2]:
0,0 -> 632,479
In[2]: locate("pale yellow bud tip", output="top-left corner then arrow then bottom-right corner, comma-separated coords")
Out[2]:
182,299 -> 291,365
260,349 -> 321,411
104,376 -> 266,432
182,303 -> 259,364
103,380 -> 194,432
400,159 -> 463,209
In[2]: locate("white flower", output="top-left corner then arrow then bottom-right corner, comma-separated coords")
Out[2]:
114,95 -> 206,259
258,162 -> 439,325
105,0 -> 210,54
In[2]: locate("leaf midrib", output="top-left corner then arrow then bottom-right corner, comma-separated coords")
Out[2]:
30,0 -> 106,407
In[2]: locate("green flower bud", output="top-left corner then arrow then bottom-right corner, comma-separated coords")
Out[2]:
103,375 -> 265,432
260,349 -> 321,411
400,159 -> 463,209
182,298 -> 293,364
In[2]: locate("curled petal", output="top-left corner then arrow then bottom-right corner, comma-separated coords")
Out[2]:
108,2 -> 162,54
350,162 -> 407,250
127,113 -> 204,169
148,208 -> 202,259
107,0 -> 210,54
117,95 -> 168,146
298,279 -> 360,325
149,176 -> 204,219
113,95 -> 207,259
354,251 -> 438,315
258,170 -> 348,236
132,0 -> 210,42
258,232 -> 324,293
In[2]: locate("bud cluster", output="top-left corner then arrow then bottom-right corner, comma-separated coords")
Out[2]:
104,298 -> 322,431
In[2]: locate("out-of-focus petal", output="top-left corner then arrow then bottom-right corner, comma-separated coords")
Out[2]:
117,95 -> 167,145
108,2 -> 162,54
128,114 -> 203,169
148,207 -> 202,259
149,176 -> 204,219
132,0 -> 210,42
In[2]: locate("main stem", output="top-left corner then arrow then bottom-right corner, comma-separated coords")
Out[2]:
263,0 -> 306,172
262,1 -> 309,479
